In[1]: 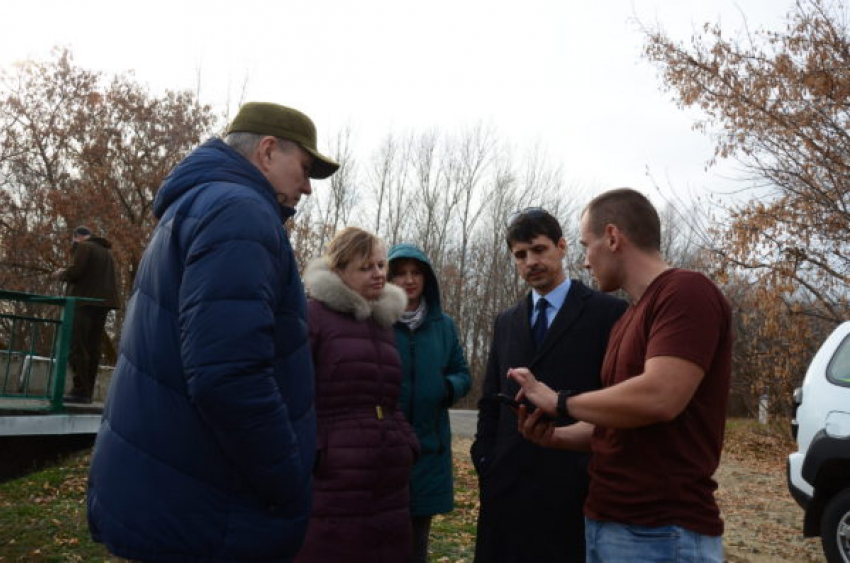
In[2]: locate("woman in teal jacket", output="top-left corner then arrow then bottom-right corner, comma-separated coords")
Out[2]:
388,243 -> 472,562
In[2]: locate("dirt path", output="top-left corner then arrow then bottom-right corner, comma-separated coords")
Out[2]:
717,452 -> 823,562
451,433 -> 825,562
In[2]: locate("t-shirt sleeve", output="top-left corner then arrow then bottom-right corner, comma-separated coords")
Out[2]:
645,272 -> 728,372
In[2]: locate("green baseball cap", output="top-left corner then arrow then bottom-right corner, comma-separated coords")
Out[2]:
226,102 -> 340,179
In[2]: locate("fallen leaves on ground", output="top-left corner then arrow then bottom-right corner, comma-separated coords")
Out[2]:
0,418 -> 827,562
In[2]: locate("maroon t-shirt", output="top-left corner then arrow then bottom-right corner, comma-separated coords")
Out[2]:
584,268 -> 733,536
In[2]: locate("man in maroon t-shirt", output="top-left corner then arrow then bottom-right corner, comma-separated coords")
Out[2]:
509,188 -> 733,563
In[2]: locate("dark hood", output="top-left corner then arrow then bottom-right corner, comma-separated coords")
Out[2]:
153,138 -> 293,221
86,237 -> 112,249
387,243 -> 442,316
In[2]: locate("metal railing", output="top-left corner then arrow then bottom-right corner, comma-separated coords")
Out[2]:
0,289 -> 99,412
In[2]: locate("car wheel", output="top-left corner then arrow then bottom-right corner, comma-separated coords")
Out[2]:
822,488 -> 850,563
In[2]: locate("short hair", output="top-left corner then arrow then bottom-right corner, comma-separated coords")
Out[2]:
74,226 -> 91,237
505,208 -> 563,249
223,132 -> 297,159
324,227 -> 383,270
583,188 -> 661,251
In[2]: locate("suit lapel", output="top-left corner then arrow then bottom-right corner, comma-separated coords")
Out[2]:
510,294 -> 535,352
499,296 -> 535,397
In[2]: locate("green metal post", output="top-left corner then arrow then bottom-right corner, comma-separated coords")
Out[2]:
50,297 -> 77,412
0,290 -> 100,411
1,316 -> 17,394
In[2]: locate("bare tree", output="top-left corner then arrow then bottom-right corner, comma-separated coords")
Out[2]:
443,124 -> 497,330
409,130 -> 457,266
367,131 -> 411,244
643,0 -> 850,415
310,125 -> 358,252
0,48 -> 215,325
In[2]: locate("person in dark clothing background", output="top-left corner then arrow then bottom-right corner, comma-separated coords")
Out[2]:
53,226 -> 120,403
470,208 -> 627,562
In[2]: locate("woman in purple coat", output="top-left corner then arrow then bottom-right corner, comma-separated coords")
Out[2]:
296,227 -> 420,563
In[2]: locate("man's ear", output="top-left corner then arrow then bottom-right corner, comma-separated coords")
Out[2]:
557,237 -> 567,256
252,136 -> 278,172
604,224 -> 621,251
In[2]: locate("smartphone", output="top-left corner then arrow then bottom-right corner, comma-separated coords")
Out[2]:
494,392 -> 521,409
493,393 -> 551,421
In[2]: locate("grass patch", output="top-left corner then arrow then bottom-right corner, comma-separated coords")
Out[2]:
0,450 -> 115,562
0,446 -> 481,562
430,446 -> 478,561
0,419 -> 795,562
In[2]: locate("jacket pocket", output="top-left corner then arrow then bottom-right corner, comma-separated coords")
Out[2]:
470,440 -> 492,478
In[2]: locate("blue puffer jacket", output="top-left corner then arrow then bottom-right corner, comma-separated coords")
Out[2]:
388,244 -> 471,517
87,139 -> 317,563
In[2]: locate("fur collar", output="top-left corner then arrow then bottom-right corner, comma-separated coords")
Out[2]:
304,258 -> 407,328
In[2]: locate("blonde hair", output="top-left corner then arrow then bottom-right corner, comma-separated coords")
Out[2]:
324,227 -> 383,270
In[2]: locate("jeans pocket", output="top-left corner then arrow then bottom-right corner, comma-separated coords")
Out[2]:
594,522 -> 680,563
624,523 -> 680,540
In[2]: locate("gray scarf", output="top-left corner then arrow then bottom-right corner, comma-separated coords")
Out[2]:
399,300 -> 428,331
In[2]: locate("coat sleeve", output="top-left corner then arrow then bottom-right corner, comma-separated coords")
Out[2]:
470,315 -> 502,474
178,196 -> 309,507
61,242 -> 91,283
444,316 -> 472,406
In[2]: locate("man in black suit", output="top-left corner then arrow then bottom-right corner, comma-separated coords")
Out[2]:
471,208 -> 627,562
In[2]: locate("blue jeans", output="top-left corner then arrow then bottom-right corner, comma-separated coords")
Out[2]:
585,518 -> 724,563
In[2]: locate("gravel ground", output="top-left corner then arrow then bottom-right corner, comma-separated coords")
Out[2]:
717,454 -> 823,562
449,414 -> 826,563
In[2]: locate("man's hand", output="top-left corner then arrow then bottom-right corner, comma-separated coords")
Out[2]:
51,268 -> 66,280
516,405 -> 594,451
508,367 -> 558,416
517,406 -> 556,446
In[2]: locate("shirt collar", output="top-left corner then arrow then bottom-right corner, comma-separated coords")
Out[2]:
532,277 -> 572,312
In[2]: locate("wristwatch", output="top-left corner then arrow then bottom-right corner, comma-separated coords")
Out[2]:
556,390 -> 580,419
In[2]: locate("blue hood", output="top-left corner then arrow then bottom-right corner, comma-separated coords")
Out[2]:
388,243 -> 442,316
154,138 -> 294,221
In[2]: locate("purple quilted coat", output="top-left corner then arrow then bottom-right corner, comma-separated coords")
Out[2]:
296,259 -> 420,563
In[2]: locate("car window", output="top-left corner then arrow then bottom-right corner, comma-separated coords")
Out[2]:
827,333 -> 850,385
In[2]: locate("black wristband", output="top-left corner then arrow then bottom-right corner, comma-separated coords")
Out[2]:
557,390 -> 578,419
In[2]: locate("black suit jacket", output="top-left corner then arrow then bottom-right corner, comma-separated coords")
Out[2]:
471,280 -> 627,563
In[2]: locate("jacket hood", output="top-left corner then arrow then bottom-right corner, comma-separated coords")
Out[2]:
86,237 -> 112,249
153,138 -> 293,221
303,258 -> 407,328
387,243 -> 442,315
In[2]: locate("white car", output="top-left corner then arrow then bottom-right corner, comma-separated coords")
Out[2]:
788,321 -> 850,563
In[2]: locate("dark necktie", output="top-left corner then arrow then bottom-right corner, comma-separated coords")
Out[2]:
532,297 -> 549,347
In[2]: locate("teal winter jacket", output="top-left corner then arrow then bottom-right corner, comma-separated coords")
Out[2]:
388,244 -> 471,516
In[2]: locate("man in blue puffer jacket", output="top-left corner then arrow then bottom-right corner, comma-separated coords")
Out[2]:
87,102 -> 339,563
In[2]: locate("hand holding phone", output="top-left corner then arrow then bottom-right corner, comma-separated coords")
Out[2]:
494,392 -> 522,409
493,393 -> 550,421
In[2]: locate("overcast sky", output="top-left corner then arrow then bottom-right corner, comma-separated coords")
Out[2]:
3,0 -> 791,203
